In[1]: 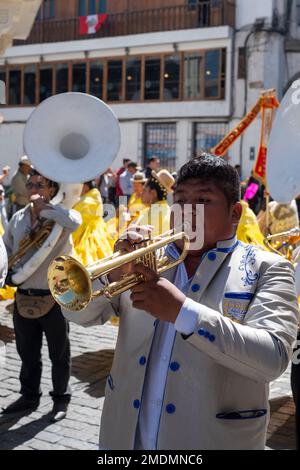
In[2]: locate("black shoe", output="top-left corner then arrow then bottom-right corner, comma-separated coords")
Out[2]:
2,396 -> 40,414
49,402 -> 68,423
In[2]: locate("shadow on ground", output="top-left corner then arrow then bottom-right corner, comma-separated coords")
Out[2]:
0,410 -> 51,450
267,396 -> 296,450
71,349 -> 114,398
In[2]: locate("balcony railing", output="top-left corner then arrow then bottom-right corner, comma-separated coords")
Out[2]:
14,1 -> 235,45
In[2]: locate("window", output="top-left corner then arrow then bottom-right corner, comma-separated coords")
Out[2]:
1,48 -> 226,107
90,60 -> 103,99
163,55 -> 180,100
238,47 -> 246,79
24,65 -> 36,105
126,58 -> 141,101
184,52 -> 202,99
9,69 -> 21,105
144,123 -> 177,171
37,0 -> 55,20
56,63 -> 69,94
144,57 -> 161,100
193,122 -> 228,157
205,49 -> 220,98
78,0 -> 107,16
72,62 -> 87,93
107,60 -> 123,101
39,65 -> 53,102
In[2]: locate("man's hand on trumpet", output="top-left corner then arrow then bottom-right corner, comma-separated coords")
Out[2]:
108,225 -> 153,283
130,263 -> 186,323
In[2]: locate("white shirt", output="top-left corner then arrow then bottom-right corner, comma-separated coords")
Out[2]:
135,244 -> 199,450
0,236 -> 7,287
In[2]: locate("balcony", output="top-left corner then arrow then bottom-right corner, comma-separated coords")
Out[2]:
14,1 -> 235,45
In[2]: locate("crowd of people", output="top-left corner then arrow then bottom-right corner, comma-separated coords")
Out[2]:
0,153 -> 299,450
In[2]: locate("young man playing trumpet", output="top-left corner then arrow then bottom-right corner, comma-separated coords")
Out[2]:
2,169 -> 81,422
62,154 -> 299,449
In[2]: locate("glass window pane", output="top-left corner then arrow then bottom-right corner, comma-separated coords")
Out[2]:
90,61 -> 103,99
40,65 -> 53,102
99,0 -> 107,13
184,52 -> 201,99
193,122 -> 228,156
89,0 -> 96,14
144,57 -> 160,100
9,69 -> 21,105
205,50 -> 220,98
24,65 -> 36,105
126,58 -> 141,101
56,63 -> 69,94
107,60 -> 123,101
72,62 -> 86,93
144,123 -> 177,171
78,0 -> 86,16
163,55 -> 180,100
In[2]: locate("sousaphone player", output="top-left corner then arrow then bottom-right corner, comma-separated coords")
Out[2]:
1,92 -> 121,422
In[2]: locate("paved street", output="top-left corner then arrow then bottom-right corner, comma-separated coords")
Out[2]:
0,299 -> 297,450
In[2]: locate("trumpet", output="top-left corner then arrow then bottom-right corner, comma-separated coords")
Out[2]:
263,227 -> 300,262
48,229 -> 190,312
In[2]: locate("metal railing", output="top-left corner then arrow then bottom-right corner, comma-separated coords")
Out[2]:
14,1 -> 235,45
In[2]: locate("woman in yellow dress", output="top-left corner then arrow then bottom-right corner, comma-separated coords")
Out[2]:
106,172 -> 147,241
72,181 -> 114,266
130,170 -> 175,237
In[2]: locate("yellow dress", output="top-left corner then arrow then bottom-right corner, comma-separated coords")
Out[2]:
72,189 -> 114,266
106,194 -> 146,242
128,194 -> 145,218
237,200 -> 265,247
131,200 -> 171,237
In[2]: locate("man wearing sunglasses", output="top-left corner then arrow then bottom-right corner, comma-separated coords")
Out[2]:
2,169 -> 82,422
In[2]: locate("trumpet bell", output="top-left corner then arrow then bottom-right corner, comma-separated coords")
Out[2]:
48,256 -> 93,311
267,82 -> 300,203
23,92 -> 121,183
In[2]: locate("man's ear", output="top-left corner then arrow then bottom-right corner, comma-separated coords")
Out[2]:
232,201 -> 243,226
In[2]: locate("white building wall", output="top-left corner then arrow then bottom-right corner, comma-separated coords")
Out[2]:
236,0 -> 273,29
0,123 -> 24,176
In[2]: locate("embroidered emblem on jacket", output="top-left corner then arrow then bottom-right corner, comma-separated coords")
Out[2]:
238,246 -> 259,287
223,292 -> 254,324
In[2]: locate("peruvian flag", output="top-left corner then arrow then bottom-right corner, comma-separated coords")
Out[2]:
79,14 -> 108,35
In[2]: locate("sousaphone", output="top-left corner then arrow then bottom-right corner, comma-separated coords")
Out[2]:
11,92 -> 121,285
266,80 -> 300,294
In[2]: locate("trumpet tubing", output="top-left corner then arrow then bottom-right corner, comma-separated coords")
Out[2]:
48,230 -> 190,312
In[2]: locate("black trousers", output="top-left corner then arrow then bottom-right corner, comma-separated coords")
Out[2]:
291,331 -> 300,450
13,301 -> 71,404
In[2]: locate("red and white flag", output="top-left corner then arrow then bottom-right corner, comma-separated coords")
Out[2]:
79,14 -> 108,35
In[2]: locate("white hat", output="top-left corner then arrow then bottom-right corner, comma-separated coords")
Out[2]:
151,170 -> 175,194
19,155 -> 32,167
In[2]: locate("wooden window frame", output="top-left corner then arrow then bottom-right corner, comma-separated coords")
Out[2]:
1,47 -> 226,107
70,60 -> 88,93
125,55 -> 142,103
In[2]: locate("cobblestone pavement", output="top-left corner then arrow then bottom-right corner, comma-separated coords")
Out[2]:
0,300 -> 297,450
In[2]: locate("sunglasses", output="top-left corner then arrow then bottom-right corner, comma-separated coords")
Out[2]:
26,182 -> 48,190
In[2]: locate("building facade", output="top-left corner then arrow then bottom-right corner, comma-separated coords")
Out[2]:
0,0 -> 298,178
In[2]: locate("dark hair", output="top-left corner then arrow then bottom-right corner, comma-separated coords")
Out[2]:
146,177 -> 168,201
148,157 -> 159,164
123,158 -> 131,165
84,180 -> 96,190
127,162 -> 138,169
28,169 -> 59,195
176,153 -> 241,206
